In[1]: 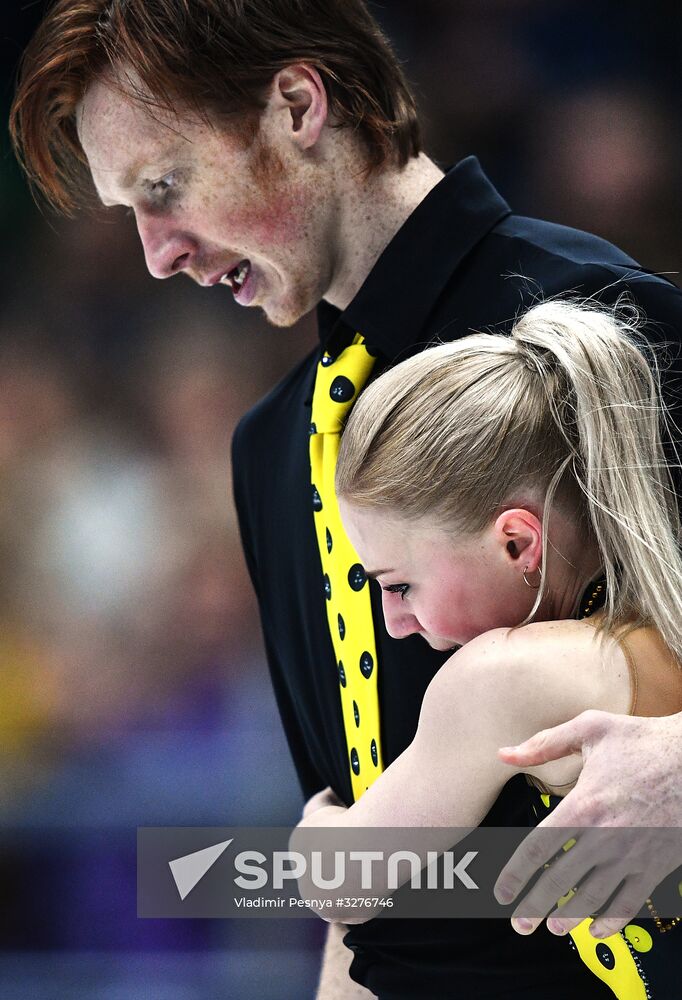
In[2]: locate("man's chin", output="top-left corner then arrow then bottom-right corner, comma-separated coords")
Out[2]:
261,277 -> 324,328
261,299 -> 309,329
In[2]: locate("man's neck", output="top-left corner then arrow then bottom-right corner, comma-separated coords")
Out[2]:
323,153 -> 445,311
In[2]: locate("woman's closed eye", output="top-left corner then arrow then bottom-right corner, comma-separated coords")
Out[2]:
383,583 -> 410,601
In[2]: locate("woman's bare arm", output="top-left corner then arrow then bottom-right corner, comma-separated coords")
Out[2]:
293,620 -> 631,920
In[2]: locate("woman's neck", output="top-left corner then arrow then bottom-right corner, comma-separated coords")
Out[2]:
537,512 -> 605,621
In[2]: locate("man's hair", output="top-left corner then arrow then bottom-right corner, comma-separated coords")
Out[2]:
10,0 -> 422,214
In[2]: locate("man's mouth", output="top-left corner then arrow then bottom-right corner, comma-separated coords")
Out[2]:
221,260 -> 251,295
203,259 -> 257,305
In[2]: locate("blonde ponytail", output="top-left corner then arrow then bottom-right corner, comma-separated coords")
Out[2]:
512,300 -> 681,655
337,299 -> 682,660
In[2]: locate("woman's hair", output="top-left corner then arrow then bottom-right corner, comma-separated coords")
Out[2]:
337,299 -> 682,661
10,0 -> 421,214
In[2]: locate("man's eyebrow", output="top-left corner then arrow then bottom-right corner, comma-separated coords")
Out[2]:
118,159 -> 153,193
93,169 -> 137,208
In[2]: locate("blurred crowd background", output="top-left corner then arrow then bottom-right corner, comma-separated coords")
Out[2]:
0,1 -> 681,997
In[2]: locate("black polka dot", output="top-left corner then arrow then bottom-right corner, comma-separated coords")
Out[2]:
364,343 -> 380,358
338,613 -> 346,640
348,564 -> 367,591
326,528 -> 333,553
312,485 -> 323,512
324,574 -> 331,600
321,354 -> 335,367
359,651 -> 374,678
596,944 -> 615,970
353,701 -> 360,727
350,748 -> 360,775
329,375 -> 355,404
370,739 -> 378,766
309,422 -> 317,435
338,661 -> 346,687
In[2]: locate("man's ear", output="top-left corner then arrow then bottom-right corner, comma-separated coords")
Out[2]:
267,64 -> 328,149
493,508 -> 543,577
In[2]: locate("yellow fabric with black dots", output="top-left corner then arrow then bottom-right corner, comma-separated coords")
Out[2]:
568,921 -> 648,999
309,334 -> 384,801
537,804 -> 656,998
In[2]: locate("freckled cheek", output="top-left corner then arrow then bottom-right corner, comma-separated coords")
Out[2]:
220,189 -> 310,251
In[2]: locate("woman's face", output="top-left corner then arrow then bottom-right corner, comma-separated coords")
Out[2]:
339,501 -> 540,650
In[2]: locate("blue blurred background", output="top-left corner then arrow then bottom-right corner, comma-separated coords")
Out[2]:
1,1 -> 681,997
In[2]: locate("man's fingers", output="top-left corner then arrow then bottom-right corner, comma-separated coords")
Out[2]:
546,914 -> 585,936
589,916 -> 634,939
497,720 -> 582,765
494,825 -> 580,905
498,710 -> 607,766
510,915 -> 543,935
588,874 -> 656,939
508,850 -> 592,928
545,869 -> 641,937
541,865 -> 625,929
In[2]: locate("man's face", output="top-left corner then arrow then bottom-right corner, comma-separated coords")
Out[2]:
78,76 -> 336,327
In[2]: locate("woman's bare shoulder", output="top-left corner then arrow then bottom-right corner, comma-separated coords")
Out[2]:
440,616 -> 625,686
429,617 -> 632,759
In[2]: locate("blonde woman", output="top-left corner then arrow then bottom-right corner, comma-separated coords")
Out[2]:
298,299 -> 682,999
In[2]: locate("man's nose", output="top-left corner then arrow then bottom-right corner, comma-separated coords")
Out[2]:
136,213 -> 197,279
381,594 -> 421,640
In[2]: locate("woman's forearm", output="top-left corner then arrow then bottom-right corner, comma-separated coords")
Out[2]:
299,804 -> 349,829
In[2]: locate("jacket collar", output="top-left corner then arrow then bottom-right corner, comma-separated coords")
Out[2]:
317,156 -> 511,360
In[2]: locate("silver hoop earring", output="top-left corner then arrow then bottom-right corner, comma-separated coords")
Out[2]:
523,566 -> 542,590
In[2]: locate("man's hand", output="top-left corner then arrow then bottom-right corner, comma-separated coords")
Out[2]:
316,923 -> 377,999
494,710 -> 682,939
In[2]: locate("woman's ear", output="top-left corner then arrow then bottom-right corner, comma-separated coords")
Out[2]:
266,63 -> 328,150
493,508 -> 543,576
